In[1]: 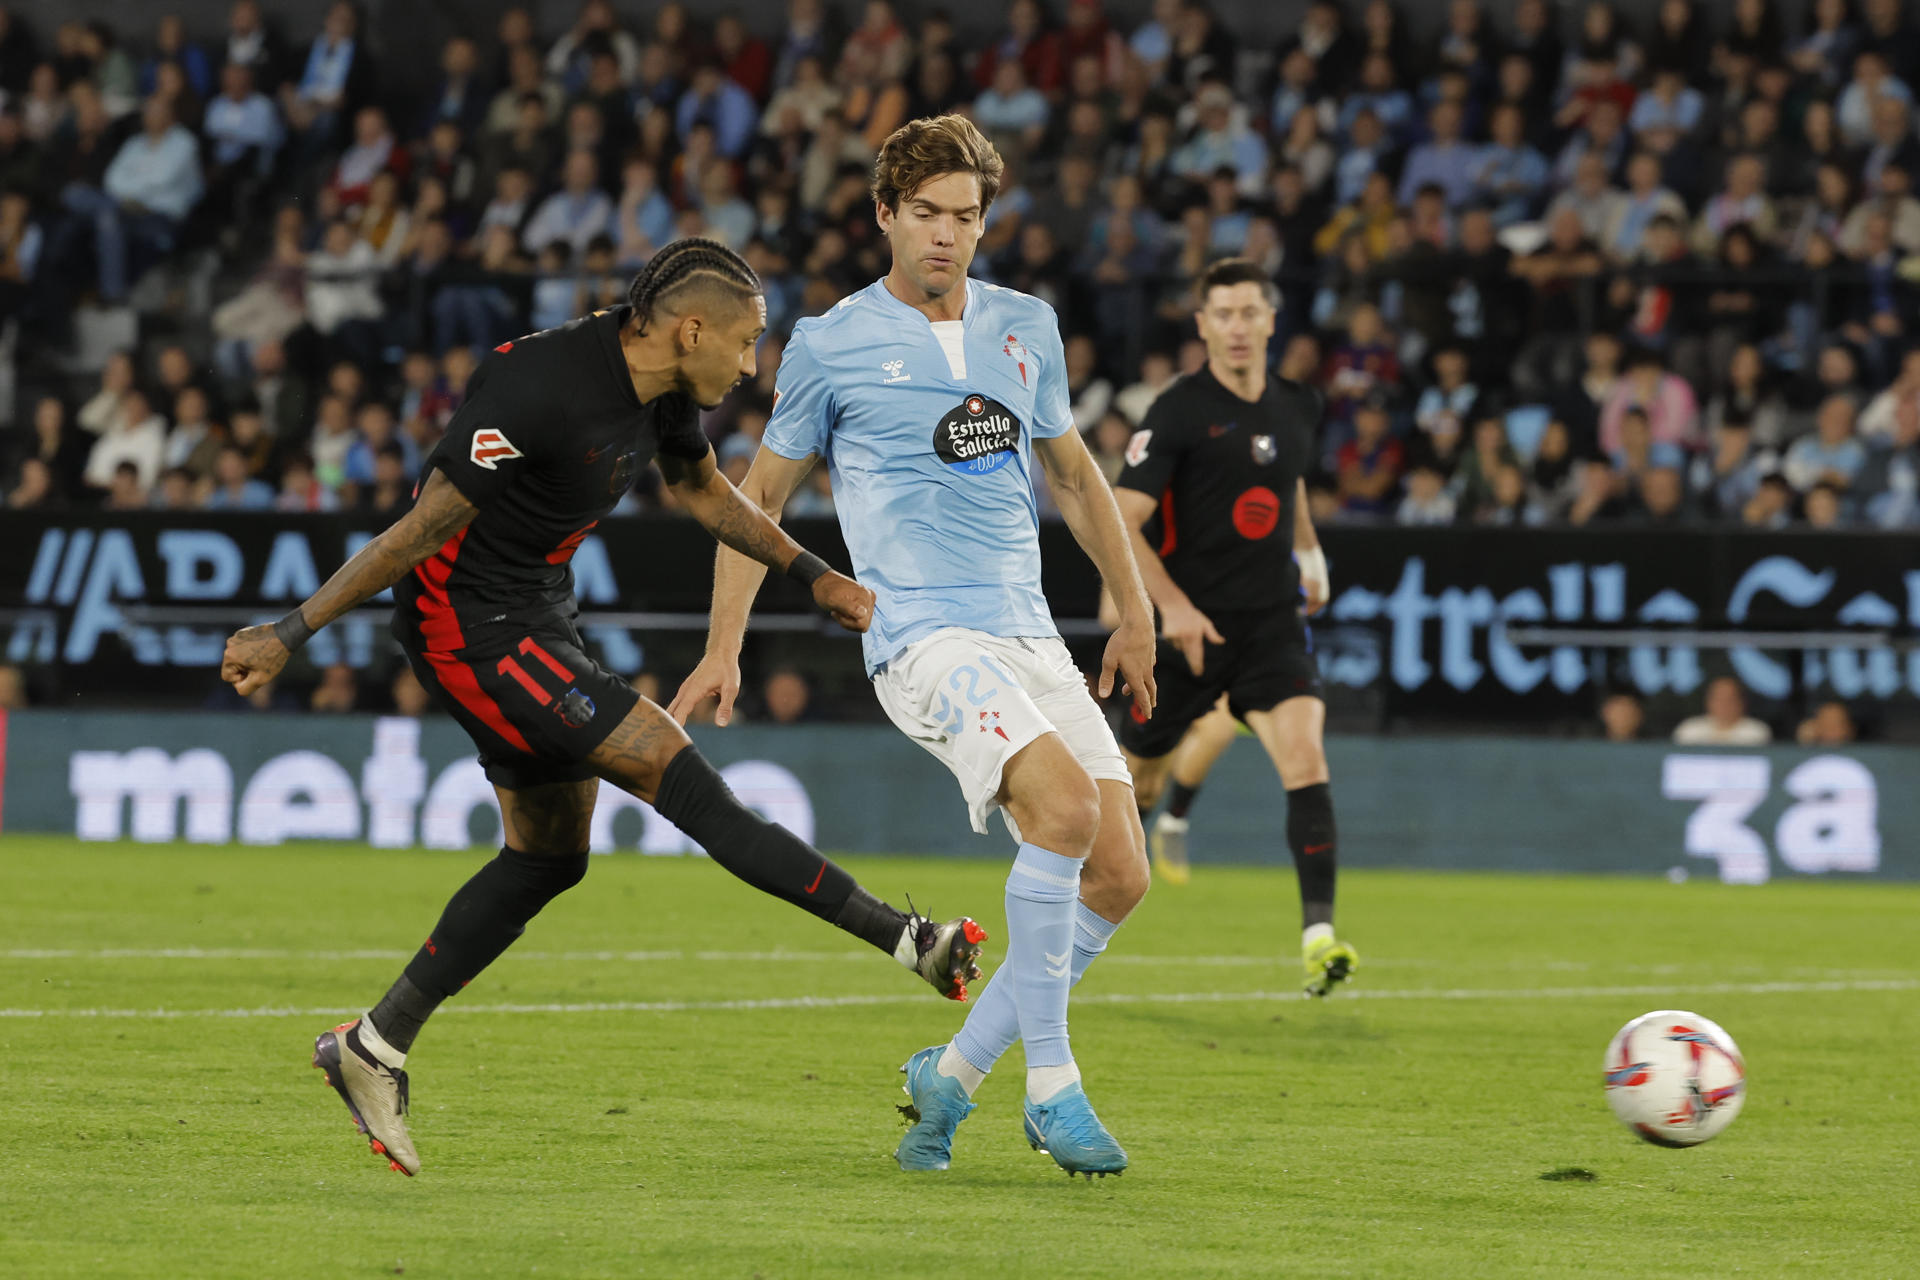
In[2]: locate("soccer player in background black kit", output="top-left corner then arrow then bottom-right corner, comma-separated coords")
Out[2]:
1111,258 -> 1360,998
219,239 -> 987,1177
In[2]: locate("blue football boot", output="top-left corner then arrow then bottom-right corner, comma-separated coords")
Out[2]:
1023,1082 -> 1128,1178
893,1045 -> 977,1171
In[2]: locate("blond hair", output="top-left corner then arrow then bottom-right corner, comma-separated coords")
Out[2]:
870,114 -> 1005,215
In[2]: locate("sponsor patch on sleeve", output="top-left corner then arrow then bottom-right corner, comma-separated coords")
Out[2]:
1125,429 -> 1152,467
469,428 -> 524,470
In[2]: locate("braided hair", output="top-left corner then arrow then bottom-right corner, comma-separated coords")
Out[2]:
626,237 -> 762,336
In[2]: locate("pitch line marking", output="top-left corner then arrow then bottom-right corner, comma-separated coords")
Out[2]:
6,948 -> 1888,981
2,977 -> 1913,1020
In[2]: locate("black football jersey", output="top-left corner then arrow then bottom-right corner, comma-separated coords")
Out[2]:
1113,366 -> 1320,615
395,306 -> 710,651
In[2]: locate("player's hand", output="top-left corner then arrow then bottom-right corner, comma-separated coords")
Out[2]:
1101,612 -> 1158,720
667,652 -> 743,727
1160,599 -> 1224,676
221,624 -> 290,697
812,570 -> 874,633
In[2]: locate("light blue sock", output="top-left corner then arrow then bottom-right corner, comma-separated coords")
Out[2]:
952,898 -> 1115,1077
997,842 -> 1082,1069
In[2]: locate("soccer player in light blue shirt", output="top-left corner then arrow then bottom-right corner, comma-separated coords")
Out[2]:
674,115 -> 1157,1178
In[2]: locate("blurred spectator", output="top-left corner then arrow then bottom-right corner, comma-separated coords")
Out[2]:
763,667 -> 813,724
222,0 -> 282,90
282,1 -> 372,155
83,388 -> 165,492
276,451 -> 339,512
1334,396 -> 1403,518
1599,691 -> 1646,742
47,94 -> 202,301
1743,472 -> 1796,528
1859,396 -> 1920,528
1798,700 -> 1859,745
0,662 -> 26,710
1171,82 -> 1267,199
1396,462 -> 1456,526
310,662 -> 359,713
1474,102 -> 1550,227
523,151 -> 614,255
104,459 -> 148,509
1804,479 -> 1847,527
1783,395 -> 1868,492
1527,419 -> 1585,523
391,666 -> 433,717
1673,676 -> 1772,745
676,63 -> 759,161
162,386 -> 221,479
1600,349 -> 1700,456
203,443 -> 275,510
1604,151 -> 1687,262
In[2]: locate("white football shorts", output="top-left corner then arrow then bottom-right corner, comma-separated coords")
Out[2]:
873,627 -> 1131,837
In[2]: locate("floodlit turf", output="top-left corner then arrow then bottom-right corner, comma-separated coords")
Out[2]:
1,839 -> 1915,1279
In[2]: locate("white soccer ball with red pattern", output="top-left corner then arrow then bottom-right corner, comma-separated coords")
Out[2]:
1602,1010 -> 1747,1147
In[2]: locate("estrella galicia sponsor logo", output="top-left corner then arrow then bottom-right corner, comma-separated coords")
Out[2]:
933,394 -> 1021,476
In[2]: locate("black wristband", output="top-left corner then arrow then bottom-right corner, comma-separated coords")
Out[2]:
271,607 -> 315,653
786,550 -> 831,588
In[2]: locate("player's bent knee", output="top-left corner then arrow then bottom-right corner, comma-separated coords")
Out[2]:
1278,747 -> 1330,789
1022,779 -> 1102,857
586,702 -> 695,802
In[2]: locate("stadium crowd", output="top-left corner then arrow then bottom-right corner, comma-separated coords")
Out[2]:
2,0 -> 1920,531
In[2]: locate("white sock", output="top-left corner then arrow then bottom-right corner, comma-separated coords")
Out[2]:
1027,1061 -> 1082,1104
893,923 -> 918,968
1155,812 -> 1187,832
1303,922 -> 1334,950
355,1012 -> 407,1068
936,1043 -> 987,1096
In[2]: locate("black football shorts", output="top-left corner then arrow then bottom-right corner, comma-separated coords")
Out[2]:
397,616 -> 640,790
1118,605 -> 1325,759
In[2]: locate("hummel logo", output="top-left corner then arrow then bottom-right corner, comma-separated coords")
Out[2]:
881,358 -> 911,384
1045,950 -> 1069,978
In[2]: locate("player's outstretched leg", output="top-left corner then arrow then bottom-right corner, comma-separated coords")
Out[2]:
587,700 -> 986,998
1148,699 -> 1238,887
319,778 -> 599,1175
1246,700 -> 1358,997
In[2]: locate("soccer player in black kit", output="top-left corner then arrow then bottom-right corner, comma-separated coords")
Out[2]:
1111,259 -> 1359,997
219,240 -> 987,1176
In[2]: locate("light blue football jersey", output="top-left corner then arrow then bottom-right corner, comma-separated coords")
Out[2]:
763,278 -> 1074,675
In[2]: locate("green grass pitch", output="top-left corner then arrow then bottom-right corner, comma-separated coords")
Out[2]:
2,838 -> 1915,1278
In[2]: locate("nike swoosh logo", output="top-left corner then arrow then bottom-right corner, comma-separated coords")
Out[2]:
803,862 -> 826,894
1304,843 -> 1332,855
584,443 -> 617,464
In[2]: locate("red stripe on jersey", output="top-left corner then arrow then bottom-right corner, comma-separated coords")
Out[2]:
494,341 -> 514,353
518,636 -> 575,683
1158,488 -> 1178,558
413,528 -> 471,653
424,650 -> 534,752
496,655 -> 554,705
545,520 -> 599,565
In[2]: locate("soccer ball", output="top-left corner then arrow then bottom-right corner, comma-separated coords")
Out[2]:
1602,1010 -> 1747,1148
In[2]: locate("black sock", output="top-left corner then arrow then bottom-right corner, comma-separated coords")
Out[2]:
1168,781 -> 1201,819
653,746 -> 907,955
377,845 -> 589,1051
1285,782 -> 1337,929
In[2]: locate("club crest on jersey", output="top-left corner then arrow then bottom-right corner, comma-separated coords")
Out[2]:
933,394 -> 1021,476
470,428 -> 523,470
1251,434 -> 1277,465
1003,334 -> 1028,386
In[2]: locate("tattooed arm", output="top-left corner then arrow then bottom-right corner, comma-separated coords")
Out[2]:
659,445 -> 808,573
220,470 -> 479,694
